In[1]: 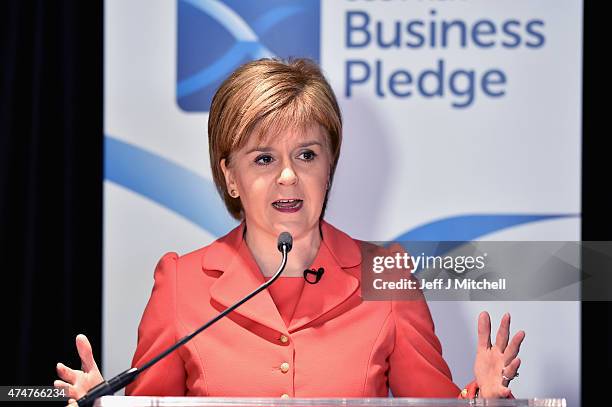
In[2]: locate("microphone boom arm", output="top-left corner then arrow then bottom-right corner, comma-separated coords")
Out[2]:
76,240 -> 291,407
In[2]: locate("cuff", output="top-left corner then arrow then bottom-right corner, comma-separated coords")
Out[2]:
457,381 -> 515,399
458,381 -> 479,399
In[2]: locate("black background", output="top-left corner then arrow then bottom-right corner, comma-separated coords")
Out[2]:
0,0 -> 103,398
0,1 -> 608,405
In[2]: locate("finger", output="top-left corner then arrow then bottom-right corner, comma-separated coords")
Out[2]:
76,334 -> 97,372
54,379 -> 70,393
56,363 -> 77,384
67,398 -> 77,407
504,330 -> 525,364
494,313 -> 510,351
56,379 -> 82,400
477,311 -> 492,349
498,386 -> 512,398
502,357 -> 521,387
54,379 -> 78,400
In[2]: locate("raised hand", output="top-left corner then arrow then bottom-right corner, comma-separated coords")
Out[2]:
473,312 -> 525,398
54,334 -> 104,405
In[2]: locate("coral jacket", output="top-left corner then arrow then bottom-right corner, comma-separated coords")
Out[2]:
125,220 -> 476,398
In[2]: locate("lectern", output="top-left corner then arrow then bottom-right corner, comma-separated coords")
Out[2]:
93,396 -> 565,407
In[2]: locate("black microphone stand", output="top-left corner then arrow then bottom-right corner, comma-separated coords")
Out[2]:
76,233 -> 293,407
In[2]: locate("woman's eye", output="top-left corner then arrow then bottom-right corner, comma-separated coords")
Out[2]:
254,154 -> 274,166
299,150 -> 317,161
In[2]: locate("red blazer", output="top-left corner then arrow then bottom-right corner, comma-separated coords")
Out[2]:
125,220 -> 478,398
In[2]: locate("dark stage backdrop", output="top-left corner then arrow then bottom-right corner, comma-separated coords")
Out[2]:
0,0 -> 610,406
0,0 -> 103,396
581,1 -> 612,405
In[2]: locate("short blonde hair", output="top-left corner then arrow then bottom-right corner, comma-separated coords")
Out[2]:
208,58 -> 342,220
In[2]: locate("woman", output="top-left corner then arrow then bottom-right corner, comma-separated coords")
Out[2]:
55,58 -> 524,402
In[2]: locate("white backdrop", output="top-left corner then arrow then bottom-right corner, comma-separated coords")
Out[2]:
104,1 -> 582,405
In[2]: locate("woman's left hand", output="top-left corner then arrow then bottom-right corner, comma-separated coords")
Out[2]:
473,311 -> 525,398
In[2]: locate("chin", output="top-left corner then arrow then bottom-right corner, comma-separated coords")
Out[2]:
270,218 -> 316,238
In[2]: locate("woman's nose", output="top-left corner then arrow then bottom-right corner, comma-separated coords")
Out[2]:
278,165 -> 298,185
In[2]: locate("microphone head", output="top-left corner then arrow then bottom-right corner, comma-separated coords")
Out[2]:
277,232 -> 293,253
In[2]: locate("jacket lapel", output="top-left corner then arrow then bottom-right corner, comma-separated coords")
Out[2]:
289,221 -> 362,332
204,222 -> 287,334
202,221 -> 363,334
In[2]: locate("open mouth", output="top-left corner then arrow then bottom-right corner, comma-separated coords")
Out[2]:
271,199 -> 303,212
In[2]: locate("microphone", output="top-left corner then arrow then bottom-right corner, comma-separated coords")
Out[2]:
277,231 -> 293,253
303,267 -> 325,284
76,232 -> 293,407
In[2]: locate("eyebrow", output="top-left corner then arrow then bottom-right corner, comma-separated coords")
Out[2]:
245,141 -> 322,155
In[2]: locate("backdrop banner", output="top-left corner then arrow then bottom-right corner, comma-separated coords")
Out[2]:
104,1 -> 582,404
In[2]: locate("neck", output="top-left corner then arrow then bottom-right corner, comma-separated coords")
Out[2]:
244,221 -> 322,278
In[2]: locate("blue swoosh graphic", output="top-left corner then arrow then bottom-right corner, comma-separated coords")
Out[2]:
105,135 -> 580,242
177,2 -> 306,99
388,214 -> 580,272
177,41 -> 271,98
392,214 -> 579,242
180,0 -> 274,55
182,0 -> 260,42
389,213 -> 580,263
105,135 -> 237,236
252,6 -> 305,34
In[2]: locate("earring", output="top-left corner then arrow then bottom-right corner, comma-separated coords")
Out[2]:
230,189 -> 238,198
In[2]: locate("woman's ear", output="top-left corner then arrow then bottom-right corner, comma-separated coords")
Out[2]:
220,158 -> 238,197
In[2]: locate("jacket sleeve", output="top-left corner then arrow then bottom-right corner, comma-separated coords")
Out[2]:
125,252 -> 187,396
388,298 -> 462,397
388,297 -> 514,400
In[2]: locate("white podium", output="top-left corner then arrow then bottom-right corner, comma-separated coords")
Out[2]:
93,396 -> 566,407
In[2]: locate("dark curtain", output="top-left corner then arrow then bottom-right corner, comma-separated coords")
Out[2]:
581,1 -> 612,405
0,0 -> 103,393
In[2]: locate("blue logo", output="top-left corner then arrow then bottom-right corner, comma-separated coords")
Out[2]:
177,0 -> 321,112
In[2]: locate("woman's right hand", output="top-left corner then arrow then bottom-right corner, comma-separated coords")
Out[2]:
54,334 -> 104,405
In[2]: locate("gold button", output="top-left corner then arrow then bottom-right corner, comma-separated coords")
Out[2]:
280,362 -> 290,373
279,335 -> 289,344
280,394 -> 290,399
461,389 -> 468,397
